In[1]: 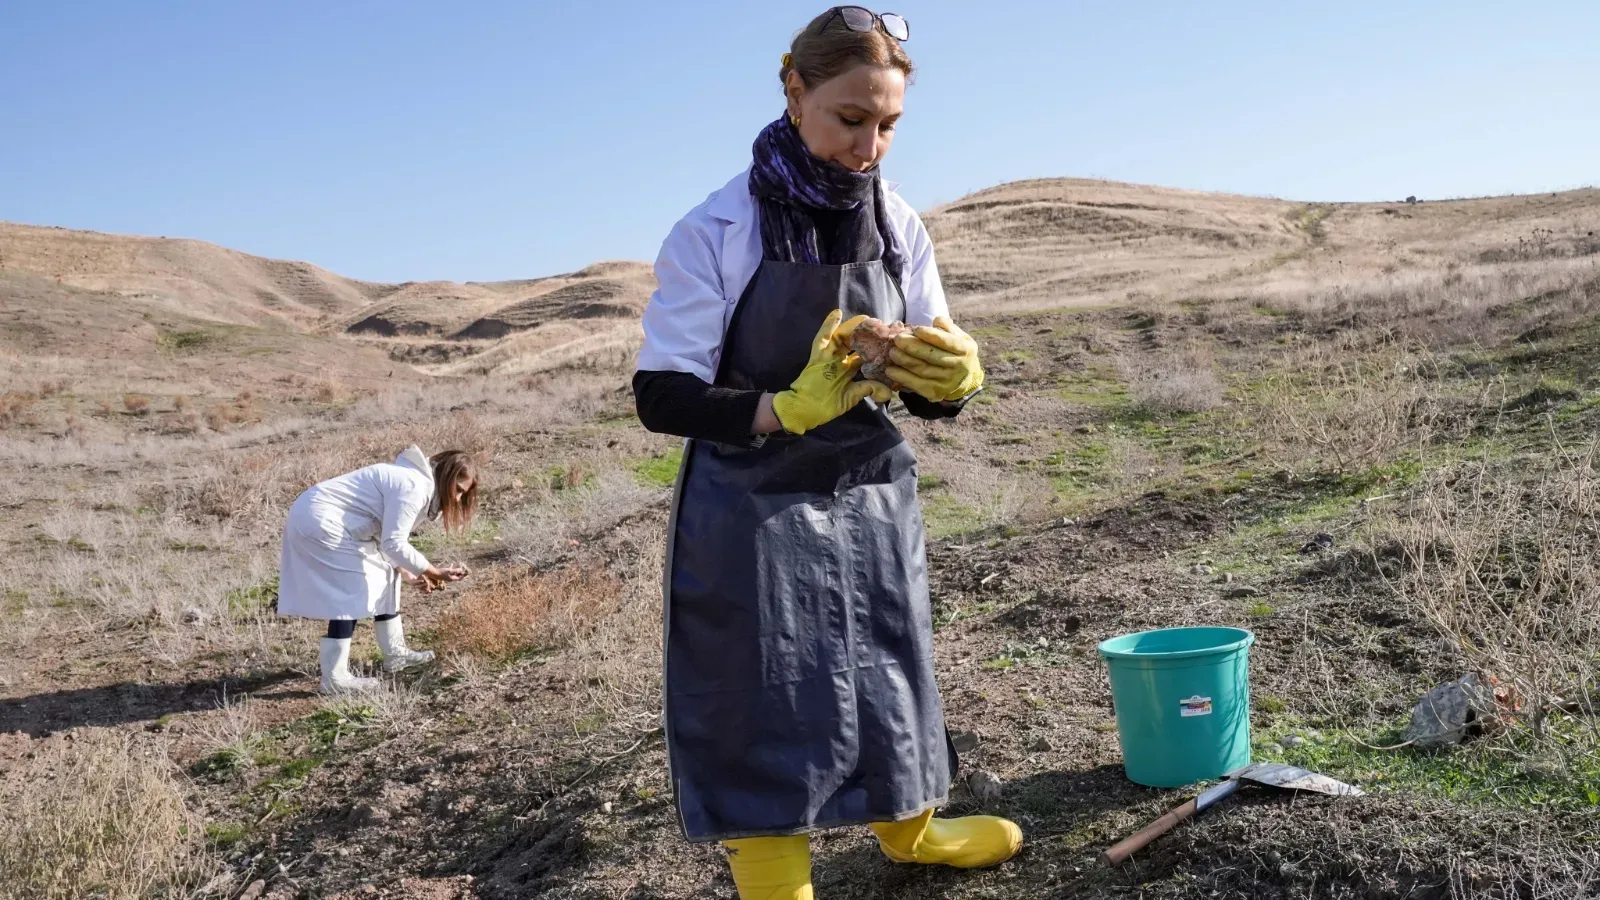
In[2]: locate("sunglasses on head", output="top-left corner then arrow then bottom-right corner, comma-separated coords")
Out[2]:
821,6 -> 910,42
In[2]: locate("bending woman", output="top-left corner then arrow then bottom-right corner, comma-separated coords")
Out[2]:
278,446 -> 475,694
634,8 -> 1018,898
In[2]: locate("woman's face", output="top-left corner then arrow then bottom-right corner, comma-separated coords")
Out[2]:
453,474 -> 474,505
786,64 -> 905,173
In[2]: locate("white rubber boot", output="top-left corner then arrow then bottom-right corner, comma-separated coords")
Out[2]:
375,616 -> 435,673
319,637 -> 380,694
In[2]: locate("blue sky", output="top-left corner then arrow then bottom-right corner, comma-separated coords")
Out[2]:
2,1 -> 1595,283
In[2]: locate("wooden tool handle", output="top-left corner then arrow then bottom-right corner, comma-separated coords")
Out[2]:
1100,779 -> 1242,867
1099,798 -> 1198,866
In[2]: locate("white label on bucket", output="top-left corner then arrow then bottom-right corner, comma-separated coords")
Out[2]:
1180,695 -> 1213,717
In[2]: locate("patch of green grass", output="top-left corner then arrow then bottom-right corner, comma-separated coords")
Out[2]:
157,329 -> 214,353
1245,600 -> 1274,617
920,492 -> 986,540
917,473 -> 946,491
1294,204 -> 1331,241
539,462 -> 597,492
1257,717 -> 1600,813
632,448 -> 683,488
277,756 -> 320,782
1000,350 -> 1033,364
1055,370 -> 1128,409
1256,695 -> 1288,716
204,821 -> 250,850
226,576 -> 278,617
191,745 -> 255,780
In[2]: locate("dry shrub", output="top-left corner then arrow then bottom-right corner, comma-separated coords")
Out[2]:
1386,449 -> 1600,752
502,468 -> 660,564
166,448 -> 358,523
1118,345 -> 1225,414
172,394 -> 188,413
1261,347 -> 1439,474
122,393 -> 151,415
434,565 -> 622,660
0,391 -> 38,426
313,379 -> 342,403
98,398 -> 114,416
0,734 -> 216,899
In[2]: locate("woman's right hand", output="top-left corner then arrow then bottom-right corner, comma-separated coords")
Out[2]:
417,565 -> 470,593
770,310 -> 893,436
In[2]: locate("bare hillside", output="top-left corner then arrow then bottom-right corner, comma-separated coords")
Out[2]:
926,179 -> 1600,313
0,222 -> 389,327
0,222 -> 654,405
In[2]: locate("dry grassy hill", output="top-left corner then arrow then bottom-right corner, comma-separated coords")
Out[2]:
927,179 -> 1600,313
0,224 -> 654,444
3,181 -> 1600,900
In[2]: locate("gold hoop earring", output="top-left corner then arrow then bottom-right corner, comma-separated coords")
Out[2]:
790,113 -> 801,128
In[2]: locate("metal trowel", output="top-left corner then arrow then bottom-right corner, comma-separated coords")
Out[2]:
1100,762 -> 1364,866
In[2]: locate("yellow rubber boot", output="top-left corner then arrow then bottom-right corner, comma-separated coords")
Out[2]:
869,809 -> 1023,868
723,834 -> 813,900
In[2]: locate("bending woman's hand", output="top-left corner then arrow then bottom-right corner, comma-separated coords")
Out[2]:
886,316 -> 985,403
769,310 -> 893,435
409,565 -> 468,593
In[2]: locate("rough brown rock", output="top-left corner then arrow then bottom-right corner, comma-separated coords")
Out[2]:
847,318 -> 912,386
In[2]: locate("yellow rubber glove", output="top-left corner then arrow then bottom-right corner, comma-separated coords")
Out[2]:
885,315 -> 985,402
771,310 -> 893,436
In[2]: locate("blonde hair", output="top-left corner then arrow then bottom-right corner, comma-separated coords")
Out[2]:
779,8 -> 914,89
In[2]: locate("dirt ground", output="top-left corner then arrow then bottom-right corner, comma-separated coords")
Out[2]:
4,186 -> 1600,899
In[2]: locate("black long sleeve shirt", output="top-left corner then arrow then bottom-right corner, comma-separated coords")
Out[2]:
632,370 -> 964,444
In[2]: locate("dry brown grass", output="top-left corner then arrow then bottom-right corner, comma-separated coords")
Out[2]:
0,734 -> 217,899
312,379 -> 342,403
1386,450 -> 1600,751
122,393 -> 151,415
1259,346 -> 1441,474
1118,346 -> 1225,415
434,565 -> 623,660
1234,256 -> 1600,348
0,390 -> 38,426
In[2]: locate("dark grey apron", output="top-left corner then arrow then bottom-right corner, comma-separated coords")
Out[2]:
662,258 -> 954,843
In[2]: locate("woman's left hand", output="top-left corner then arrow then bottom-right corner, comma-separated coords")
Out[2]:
886,316 -> 985,402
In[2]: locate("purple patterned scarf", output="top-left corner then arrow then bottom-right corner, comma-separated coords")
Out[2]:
748,115 -> 907,284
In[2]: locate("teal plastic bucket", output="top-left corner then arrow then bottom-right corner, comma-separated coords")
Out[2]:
1098,626 -> 1255,787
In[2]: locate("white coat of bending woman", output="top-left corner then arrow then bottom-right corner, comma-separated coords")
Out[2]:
277,446 -> 477,693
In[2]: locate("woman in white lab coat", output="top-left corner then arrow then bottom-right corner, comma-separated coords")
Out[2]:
633,8 -> 1017,899
278,446 -> 476,693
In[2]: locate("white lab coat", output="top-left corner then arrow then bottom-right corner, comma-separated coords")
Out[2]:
636,167 -> 950,381
277,446 -> 438,621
